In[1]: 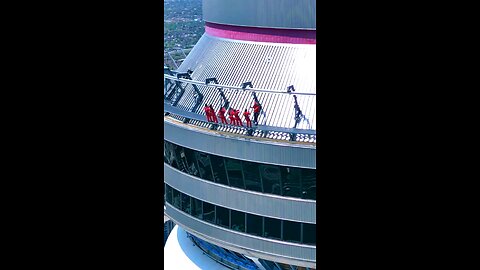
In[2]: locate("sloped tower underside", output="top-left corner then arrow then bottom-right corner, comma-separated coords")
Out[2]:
173,34 -> 316,131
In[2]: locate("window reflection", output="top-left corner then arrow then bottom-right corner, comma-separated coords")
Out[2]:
243,162 -> 263,192
195,152 -> 213,181
165,184 -> 316,245
164,141 -> 179,169
164,140 -> 316,200
225,159 -> 244,189
181,193 -> 191,214
191,197 -> 202,219
163,143 -> 168,164
301,169 -> 316,200
166,184 -> 172,204
175,145 -> 189,173
215,205 -> 230,228
230,209 -> 245,232
210,154 -> 229,185
182,147 -> 199,176
203,201 -> 215,223
260,164 -> 282,195
281,167 -> 302,198
172,188 -> 181,209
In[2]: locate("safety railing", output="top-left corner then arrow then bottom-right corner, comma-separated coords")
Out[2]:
163,74 -> 316,143
164,74 -> 316,96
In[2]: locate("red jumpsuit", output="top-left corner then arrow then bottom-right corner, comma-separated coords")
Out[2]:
234,110 -> 243,126
228,109 -> 235,125
204,106 -> 212,122
252,102 -> 260,125
243,111 -> 252,127
209,106 -> 218,123
218,107 -> 227,124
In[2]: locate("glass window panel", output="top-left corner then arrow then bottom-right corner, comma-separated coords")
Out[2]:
260,164 -> 282,195
172,188 -> 181,209
264,217 -> 281,240
191,197 -> 202,219
225,159 -> 245,189
246,213 -> 263,236
174,145 -> 189,173
202,201 -> 215,223
283,220 -> 301,243
210,155 -> 229,185
164,141 -> 178,169
166,184 -> 173,204
230,209 -> 245,232
195,152 -> 213,181
302,223 -> 316,245
215,205 -> 230,228
301,169 -> 316,200
163,142 -> 168,164
281,167 -> 302,198
181,193 -> 191,214
243,161 -> 263,192
183,148 -> 200,177
171,144 -> 180,169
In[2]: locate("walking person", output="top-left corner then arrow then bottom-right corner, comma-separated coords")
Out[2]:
234,109 -> 243,126
251,101 -> 261,125
228,108 -> 236,125
243,109 -> 252,128
218,106 -> 228,124
204,104 -> 212,122
209,104 -> 218,123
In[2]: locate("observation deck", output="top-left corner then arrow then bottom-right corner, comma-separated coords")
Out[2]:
163,77 -> 316,144
164,35 -> 316,144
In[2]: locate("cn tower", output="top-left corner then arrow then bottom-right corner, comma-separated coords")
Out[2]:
164,0 -> 316,269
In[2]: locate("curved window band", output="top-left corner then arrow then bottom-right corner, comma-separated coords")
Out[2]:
165,184 -> 316,246
164,140 -> 316,200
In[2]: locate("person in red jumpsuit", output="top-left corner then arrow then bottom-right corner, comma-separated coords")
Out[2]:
204,104 -> 212,122
243,109 -> 252,127
251,101 -> 261,126
209,104 -> 218,123
228,108 -> 236,125
218,106 -> 227,124
234,109 -> 243,126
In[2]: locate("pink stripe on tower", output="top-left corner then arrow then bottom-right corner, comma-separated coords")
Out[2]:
205,22 -> 316,44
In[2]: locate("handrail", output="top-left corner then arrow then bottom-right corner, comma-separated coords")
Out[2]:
164,102 -> 316,136
164,74 -> 316,96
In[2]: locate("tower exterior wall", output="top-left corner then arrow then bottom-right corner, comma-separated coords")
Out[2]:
203,0 -> 316,30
